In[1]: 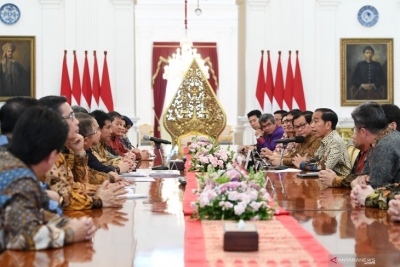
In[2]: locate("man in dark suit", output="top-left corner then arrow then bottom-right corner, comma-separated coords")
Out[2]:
351,45 -> 385,100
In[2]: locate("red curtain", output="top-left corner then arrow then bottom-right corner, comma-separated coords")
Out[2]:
152,42 -> 218,138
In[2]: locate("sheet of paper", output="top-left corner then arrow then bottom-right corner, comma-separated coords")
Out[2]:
120,172 -> 147,177
117,193 -> 148,199
149,170 -> 180,178
264,168 -> 302,173
124,177 -> 155,182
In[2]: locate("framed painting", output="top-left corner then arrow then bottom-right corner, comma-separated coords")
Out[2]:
340,38 -> 393,106
0,36 -> 35,101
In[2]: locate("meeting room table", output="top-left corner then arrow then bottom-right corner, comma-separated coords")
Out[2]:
0,145 -> 399,266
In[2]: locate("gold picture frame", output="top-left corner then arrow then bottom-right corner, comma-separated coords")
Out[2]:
340,38 -> 393,106
0,36 -> 35,101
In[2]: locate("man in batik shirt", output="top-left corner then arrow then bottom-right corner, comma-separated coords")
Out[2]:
0,106 -> 96,252
295,108 -> 351,177
39,96 -> 127,211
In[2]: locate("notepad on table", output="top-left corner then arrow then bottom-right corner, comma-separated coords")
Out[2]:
148,170 -> 180,178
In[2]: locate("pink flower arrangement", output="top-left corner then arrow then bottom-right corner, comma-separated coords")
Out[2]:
188,136 -> 235,172
191,167 -> 275,221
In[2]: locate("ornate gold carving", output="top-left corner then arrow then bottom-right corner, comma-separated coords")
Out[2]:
163,58 -> 226,146
337,127 -> 353,145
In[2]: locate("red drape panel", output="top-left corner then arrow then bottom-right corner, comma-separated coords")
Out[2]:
152,42 -> 218,138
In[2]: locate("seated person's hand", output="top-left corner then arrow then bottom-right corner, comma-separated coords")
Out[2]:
140,150 -> 151,160
270,154 -> 281,166
318,169 -> 336,187
350,174 -> 370,188
351,184 -> 374,207
388,195 -> 400,222
95,181 -> 127,208
68,134 -> 85,154
108,171 -> 123,182
123,151 -> 136,162
66,217 -> 96,242
255,129 -> 264,139
292,153 -> 308,168
260,147 -> 272,157
245,145 -> 255,153
118,160 -> 131,173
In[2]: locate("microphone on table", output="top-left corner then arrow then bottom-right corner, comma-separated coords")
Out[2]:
274,136 -> 305,144
271,136 -> 305,170
143,135 -> 172,144
144,135 -> 171,170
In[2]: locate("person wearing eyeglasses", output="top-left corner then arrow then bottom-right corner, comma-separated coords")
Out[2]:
75,112 -> 128,186
39,96 -> 127,211
273,110 -> 287,126
273,109 -> 301,156
90,110 -> 134,176
295,108 -> 351,178
0,106 -> 96,252
258,113 -> 284,157
271,111 -> 321,167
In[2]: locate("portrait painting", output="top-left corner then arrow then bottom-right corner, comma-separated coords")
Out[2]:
340,38 -> 393,106
0,36 -> 35,101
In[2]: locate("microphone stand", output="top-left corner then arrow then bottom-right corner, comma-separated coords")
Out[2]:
152,142 -> 169,170
253,149 -> 269,170
272,143 -> 290,170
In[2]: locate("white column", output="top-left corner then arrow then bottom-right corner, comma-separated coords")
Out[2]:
110,0 -> 135,117
237,0 -> 269,145
127,116 -> 140,147
315,0 -> 341,109
39,0 -> 62,98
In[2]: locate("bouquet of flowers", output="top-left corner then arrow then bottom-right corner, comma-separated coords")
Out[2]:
191,167 -> 275,221
188,136 -> 235,172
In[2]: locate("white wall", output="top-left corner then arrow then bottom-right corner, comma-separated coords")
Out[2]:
0,0 -> 398,145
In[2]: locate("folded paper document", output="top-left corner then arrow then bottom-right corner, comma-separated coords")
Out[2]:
149,170 -> 180,178
120,172 -> 147,177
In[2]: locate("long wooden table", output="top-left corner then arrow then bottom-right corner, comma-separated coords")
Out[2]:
1,150 -> 400,266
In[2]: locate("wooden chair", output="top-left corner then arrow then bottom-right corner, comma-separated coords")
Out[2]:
138,124 -> 153,146
218,125 -> 233,145
177,131 -> 209,157
347,145 -> 360,166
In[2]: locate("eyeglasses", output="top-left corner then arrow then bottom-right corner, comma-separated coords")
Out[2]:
85,130 -> 97,138
284,119 -> 293,124
293,123 -> 308,131
62,112 -> 75,121
261,122 -> 274,128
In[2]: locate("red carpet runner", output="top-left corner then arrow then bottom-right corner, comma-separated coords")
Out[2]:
183,149 -> 333,266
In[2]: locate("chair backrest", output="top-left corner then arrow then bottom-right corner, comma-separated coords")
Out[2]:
177,131 -> 209,157
347,145 -> 360,166
217,125 -> 233,144
138,124 -> 153,144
